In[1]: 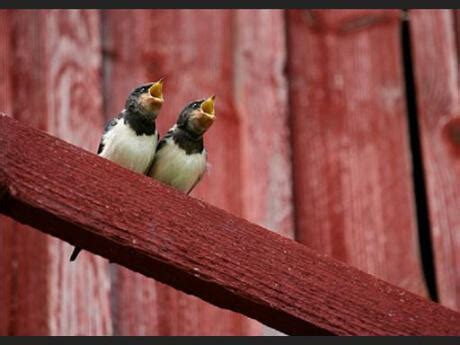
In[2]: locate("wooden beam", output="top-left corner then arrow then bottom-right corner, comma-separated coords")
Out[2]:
1,115 -> 459,336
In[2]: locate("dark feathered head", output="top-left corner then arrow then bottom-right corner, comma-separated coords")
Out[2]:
176,96 -> 216,137
125,78 -> 165,118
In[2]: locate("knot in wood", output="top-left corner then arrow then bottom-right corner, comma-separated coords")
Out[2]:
443,117 -> 460,157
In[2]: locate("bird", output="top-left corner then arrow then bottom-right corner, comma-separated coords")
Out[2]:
147,95 -> 216,195
69,79 -> 165,262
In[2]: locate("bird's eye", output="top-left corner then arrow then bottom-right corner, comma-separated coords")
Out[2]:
192,102 -> 200,109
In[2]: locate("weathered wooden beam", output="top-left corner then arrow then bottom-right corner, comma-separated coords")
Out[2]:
0,115 -> 459,336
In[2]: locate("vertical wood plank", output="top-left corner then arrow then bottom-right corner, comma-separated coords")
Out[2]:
0,9 -> 50,335
0,214 -> 15,336
0,10 -> 13,335
103,9 -> 292,335
0,10 -> 11,116
410,9 -> 460,310
455,11 -> 460,63
287,10 -> 427,296
233,10 -> 294,240
233,11 -> 294,335
0,10 -> 112,335
102,10 -> 161,335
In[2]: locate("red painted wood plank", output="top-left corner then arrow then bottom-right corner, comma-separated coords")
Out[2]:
455,11 -> 460,63
233,11 -> 294,335
233,10 -> 294,239
0,214 -> 15,336
287,10 -> 427,296
409,10 -> 460,311
100,11 -> 162,334
0,9 -> 14,336
0,10 -> 11,116
304,10 -> 399,33
103,9 -> 218,335
147,11 -> 253,334
1,115 -> 460,336
103,9 -> 292,335
0,10 -> 51,335
0,10 -> 112,335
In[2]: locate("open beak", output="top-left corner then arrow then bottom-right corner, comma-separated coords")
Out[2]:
149,77 -> 165,99
201,95 -> 215,115
197,95 -> 216,129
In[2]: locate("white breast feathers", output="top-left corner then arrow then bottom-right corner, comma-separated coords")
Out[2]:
149,138 -> 207,193
99,120 -> 158,174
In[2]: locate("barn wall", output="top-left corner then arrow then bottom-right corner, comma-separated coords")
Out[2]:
287,9 -> 427,296
0,9 -> 459,335
102,9 -> 293,335
410,10 -> 460,311
0,10 -> 112,335
0,10 -> 13,335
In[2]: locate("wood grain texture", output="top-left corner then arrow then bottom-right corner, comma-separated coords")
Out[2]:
303,10 -> 400,33
0,10 -> 11,116
233,11 -> 294,335
154,9 -> 253,334
0,10 -> 112,335
233,10 -> 294,240
455,11 -> 460,63
287,10 -> 427,296
0,9 -> 14,336
102,9 -> 292,335
0,10 -> 50,335
99,11 -> 162,335
1,115 -> 460,336
409,10 -> 460,311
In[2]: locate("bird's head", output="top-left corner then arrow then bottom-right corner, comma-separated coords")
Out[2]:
177,96 -> 216,137
125,78 -> 165,119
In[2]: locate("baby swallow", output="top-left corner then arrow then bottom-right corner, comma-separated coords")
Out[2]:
69,79 -> 165,261
147,96 -> 216,194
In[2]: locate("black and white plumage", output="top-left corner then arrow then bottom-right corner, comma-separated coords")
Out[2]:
69,79 -> 165,262
147,96 -> 216,194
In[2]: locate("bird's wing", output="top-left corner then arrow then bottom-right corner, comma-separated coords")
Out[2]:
155,129 -> 174,152
143,131 -> 162,175
147,127 -> 176,174
97,112 -> 124,155
186,150 -> 208,195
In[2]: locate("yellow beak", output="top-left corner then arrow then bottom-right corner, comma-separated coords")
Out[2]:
200,95 -> 216,115
196,95 -> 216,130
149,78 -> 165,98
